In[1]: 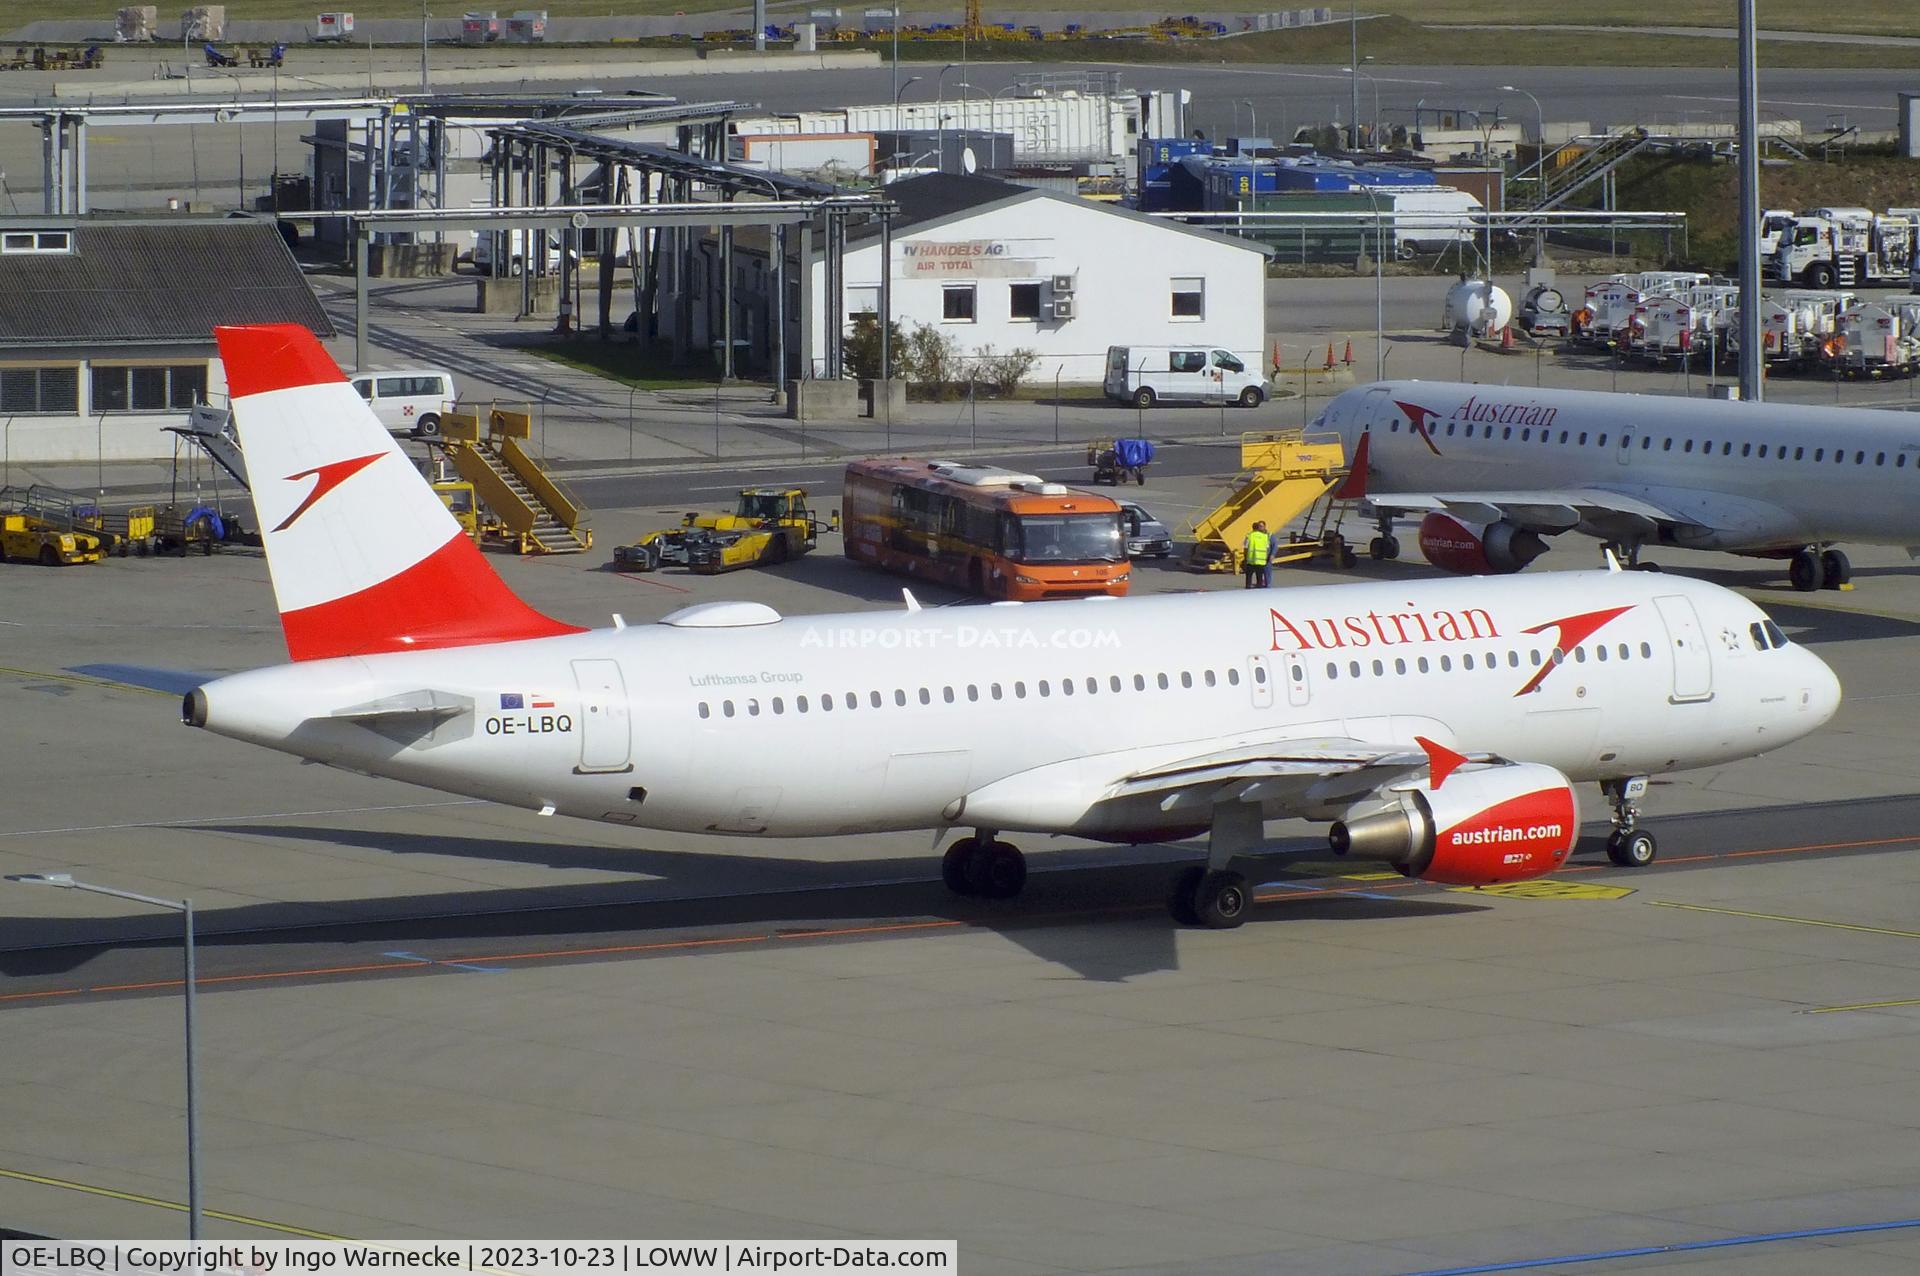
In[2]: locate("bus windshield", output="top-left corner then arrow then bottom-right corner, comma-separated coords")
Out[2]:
1007,513 -> 1124,564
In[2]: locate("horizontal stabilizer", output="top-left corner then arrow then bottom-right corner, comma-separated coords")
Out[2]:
66,664 -> 212,696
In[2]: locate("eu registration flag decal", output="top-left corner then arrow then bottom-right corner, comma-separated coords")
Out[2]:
500,693 -> 525,710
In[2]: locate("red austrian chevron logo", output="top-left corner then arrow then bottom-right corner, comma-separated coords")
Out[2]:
274,452 -> 385,532
1514,605 -> 1636,696
1394,400 -> 1445,456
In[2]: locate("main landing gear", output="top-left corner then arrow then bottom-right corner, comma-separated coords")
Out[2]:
1369,516 -> 1401,561
1789,546 -> 1851,593
942,832 -> 1027,900
941,807 -> 1265,929
1601,777 -> 1658,868
1604,541 -> 1661,572
1167,802 -> 1262,929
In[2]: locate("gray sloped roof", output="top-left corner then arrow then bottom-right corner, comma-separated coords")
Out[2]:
0,217 -> 334,348
855,172 -> 1273,257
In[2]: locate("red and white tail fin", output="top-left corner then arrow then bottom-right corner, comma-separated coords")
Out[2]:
216,324 -> 583,662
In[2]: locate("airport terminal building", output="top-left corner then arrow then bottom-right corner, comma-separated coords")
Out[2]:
0,215 -> 333,464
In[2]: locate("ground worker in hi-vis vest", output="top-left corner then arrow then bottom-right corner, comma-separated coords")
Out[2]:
1242,520 -> 1272,589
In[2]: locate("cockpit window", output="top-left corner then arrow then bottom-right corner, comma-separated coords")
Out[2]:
1763,619 -> 1789,649
1749,621 -> 1769,651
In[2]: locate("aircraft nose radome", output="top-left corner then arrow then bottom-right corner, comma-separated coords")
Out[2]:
1807,650 -> 1843,728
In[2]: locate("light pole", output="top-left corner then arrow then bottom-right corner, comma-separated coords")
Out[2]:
1241,98 -> 1257,140
8,872 -> 200,1240
893,74 -> 921,135
891,0 -> 900,119
1348,3 -> 1361,150
935,62 -> 958,170
1341,66 -> 1380,147
420,1 -> 429,93
1352,181 -> 1385,380
1500,84 -> 1544,149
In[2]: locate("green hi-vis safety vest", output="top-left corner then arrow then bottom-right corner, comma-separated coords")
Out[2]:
1244,530 -> 1271,566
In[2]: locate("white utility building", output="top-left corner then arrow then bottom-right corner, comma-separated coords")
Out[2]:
809,174 -> 1271,383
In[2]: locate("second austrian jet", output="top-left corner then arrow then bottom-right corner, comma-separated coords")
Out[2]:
1321,379 -> 1920,591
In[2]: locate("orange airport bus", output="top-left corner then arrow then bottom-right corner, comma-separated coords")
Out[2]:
843,459 -> 1131,601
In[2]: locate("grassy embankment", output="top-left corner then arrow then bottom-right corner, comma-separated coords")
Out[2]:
10,3 -> 1920,67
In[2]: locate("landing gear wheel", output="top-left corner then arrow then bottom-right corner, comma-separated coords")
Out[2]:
1133,386 -> 1156,410
972,841 -> 1028,900
1167,866 -> 1205,926
1191,870 -> 1250,929
1606,830 -> 1658,868
1820,549 -> 1851,589
941,837 -> 981,895
1239,386 -> 1264,409
1789,548 -> 1826,593
1368,535 -> 1401,561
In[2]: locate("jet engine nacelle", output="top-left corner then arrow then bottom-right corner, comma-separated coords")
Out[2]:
1417,512 -> 1548,576
1328,763 -> 1577,886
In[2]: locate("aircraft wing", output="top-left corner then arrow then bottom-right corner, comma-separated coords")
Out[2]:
1367,484 -> 1805,549
1363,488 -> 1682,538
958,735 -> 1494,834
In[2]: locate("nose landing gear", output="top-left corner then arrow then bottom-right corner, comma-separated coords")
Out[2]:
1601,776 -> 1658,867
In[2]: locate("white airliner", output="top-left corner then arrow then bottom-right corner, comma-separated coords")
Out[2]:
182,326 -> 1842,928
1320,380 -> 1920,591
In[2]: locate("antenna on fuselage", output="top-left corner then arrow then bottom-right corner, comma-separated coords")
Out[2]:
902,589 -> 922,613
1601,548 -> 1623,573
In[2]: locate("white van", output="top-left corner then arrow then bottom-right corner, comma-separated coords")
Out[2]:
348,368 -> 457,436
1104,345 -> 1266,409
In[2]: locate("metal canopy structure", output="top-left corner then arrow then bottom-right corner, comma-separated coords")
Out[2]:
478,119 -> 895,383
338,194 -> 898,384
2,92 -> 746,217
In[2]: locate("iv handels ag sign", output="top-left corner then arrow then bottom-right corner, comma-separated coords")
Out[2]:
902,240 -> 1042,277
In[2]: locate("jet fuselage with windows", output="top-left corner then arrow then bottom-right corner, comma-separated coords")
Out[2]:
191,573 -> 1834,842
1321,380 -> 1920,552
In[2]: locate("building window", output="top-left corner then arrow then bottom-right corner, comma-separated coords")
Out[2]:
0,230 -> 71,255
942,285 -> 976,323
1171,277 -> 1204,320
1008,282 -> 1042,321
90,364 -> 207,413
847,285 -> 880,316
0,366 -> 79,414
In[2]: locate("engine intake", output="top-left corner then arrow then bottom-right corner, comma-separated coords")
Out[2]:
1329,762 -> 1578,886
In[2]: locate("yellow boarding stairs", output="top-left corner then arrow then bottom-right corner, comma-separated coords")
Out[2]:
440,407 -> 593,554
1188,430 -> 1354,572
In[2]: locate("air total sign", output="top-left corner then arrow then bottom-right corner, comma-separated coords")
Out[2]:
900,239 -> 1044,277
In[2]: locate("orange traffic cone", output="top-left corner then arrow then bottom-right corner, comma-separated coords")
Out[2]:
1323,341 -> 1336,370
1271,341 -> 1282,375
1500,325 -> 1514,351
1342,338 -> 1353,366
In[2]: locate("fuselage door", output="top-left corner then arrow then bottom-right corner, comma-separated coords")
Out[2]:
1653,595 -> 1714,702
1248,654 -> 1275,708
571,658 -> 633,773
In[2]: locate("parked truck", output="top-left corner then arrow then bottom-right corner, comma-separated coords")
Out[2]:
1768,208 -> 1915,289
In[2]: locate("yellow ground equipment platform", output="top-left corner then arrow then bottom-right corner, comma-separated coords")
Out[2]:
1188,430 -> 1354,572
439,408 -> 592,554
0,486 -> 110,564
